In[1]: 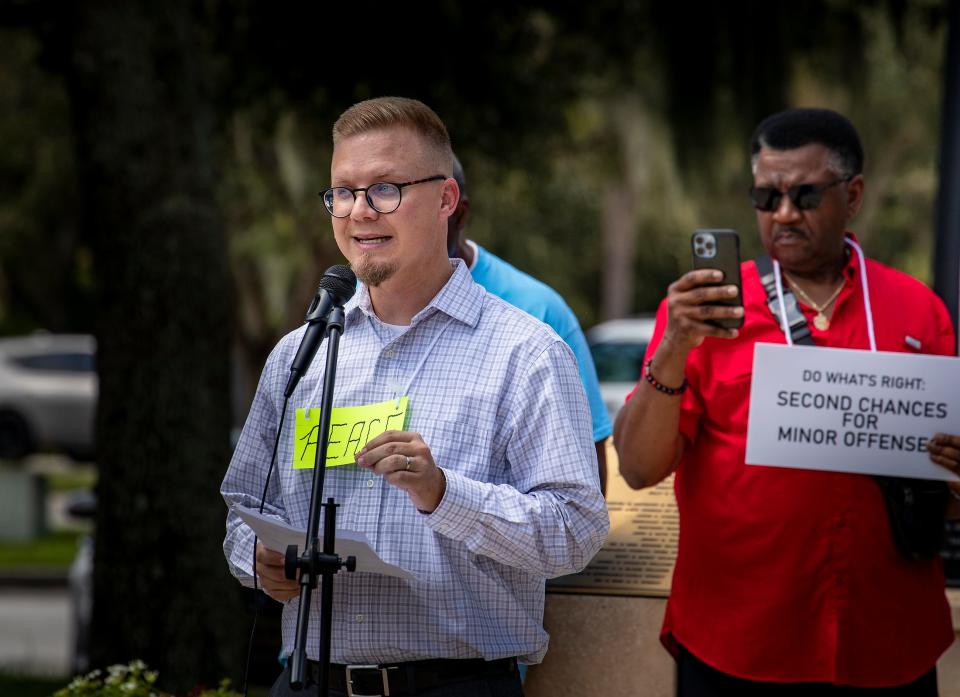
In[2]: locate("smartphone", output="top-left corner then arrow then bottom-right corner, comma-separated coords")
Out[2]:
691,229 -> 743,329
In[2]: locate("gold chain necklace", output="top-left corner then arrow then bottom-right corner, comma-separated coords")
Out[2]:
782,272 -> 845,331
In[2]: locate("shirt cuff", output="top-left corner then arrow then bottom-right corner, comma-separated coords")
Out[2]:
423,467 -> 483,539
226,522 -> 263,588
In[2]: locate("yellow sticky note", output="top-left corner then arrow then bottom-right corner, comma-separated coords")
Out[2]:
293,397 -> 410,469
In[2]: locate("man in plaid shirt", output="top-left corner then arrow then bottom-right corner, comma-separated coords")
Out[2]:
222,96 -> 608,697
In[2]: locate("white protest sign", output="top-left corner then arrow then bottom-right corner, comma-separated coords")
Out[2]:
745,343 -> 960,481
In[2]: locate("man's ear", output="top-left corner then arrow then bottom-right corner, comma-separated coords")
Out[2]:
439,178 -> 461,217
846,174 -> 864,219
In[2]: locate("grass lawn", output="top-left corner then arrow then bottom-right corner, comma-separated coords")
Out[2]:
0,530 -> 83,569
45,467 -> 96,494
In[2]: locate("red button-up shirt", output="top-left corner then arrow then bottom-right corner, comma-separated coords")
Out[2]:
634,239 -> 956,686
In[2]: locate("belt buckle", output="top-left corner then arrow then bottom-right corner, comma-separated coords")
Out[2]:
345,664 -> 390,697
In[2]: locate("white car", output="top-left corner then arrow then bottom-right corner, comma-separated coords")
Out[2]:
587,316 -> 657,422
0,334 -> 97,460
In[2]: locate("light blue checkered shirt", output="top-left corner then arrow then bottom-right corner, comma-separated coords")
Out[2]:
221,259 -> 608,664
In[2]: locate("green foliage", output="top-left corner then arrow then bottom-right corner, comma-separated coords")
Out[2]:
54,661 -> 241,697
0,1 -> 951,348
0,29 -> 90,336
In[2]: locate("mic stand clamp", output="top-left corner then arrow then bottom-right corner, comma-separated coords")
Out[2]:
284,306 -> 357,694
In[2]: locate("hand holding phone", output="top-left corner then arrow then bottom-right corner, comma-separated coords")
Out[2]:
690,229 -> 744,329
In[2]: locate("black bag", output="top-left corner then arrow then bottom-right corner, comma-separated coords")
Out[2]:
874,476 -> 950,560
755,255 -> 949,560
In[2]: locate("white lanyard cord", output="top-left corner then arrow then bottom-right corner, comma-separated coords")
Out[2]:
772,237 -> 877,351
846,238 -> 877,352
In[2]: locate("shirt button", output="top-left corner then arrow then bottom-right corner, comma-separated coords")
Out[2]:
366,479 -> 374,488
383,347 -> 396,358
355,614 -> 364,623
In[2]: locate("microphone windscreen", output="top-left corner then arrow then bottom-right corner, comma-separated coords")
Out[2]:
319,265 -> 357,304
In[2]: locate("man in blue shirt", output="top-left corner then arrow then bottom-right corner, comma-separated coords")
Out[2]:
447,156 -> 613,493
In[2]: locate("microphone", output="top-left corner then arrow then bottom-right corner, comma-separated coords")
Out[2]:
284,265 -> 357,398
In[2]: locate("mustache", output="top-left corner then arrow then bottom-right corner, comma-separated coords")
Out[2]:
774,226 -> 806,236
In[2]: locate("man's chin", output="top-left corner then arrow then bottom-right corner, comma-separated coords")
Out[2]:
353,257 -> 398,287
770,238 -> 810,264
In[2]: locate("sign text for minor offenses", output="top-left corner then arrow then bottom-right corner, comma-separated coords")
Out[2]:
745,343 -> 959,481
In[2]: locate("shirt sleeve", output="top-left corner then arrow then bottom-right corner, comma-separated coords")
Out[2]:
559,320 -> 613,442
221,341 -> 291,587
423,340 -> 609,578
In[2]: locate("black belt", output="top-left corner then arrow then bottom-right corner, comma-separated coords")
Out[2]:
306,657 -> 518,697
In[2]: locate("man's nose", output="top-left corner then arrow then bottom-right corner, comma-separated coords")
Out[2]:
349,191 -> 379,221
771,192 -> 802,223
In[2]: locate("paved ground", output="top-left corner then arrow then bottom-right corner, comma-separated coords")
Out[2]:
0,454 -> 84,678
0,587 -> 71,678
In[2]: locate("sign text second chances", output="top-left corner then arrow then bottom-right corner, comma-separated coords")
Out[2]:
745,343 -> 960,481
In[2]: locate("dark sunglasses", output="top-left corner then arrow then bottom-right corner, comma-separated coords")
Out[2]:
749,176 -> 852,212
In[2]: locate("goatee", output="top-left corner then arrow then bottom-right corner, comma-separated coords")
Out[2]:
353,255 -> 398,287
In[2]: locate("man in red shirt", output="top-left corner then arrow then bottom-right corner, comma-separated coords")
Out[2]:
615,108 -> 960,695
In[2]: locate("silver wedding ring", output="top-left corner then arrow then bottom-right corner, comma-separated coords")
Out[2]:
405,455 -> 412,471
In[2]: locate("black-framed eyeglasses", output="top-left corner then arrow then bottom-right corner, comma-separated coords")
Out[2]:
320,175 -> 446,218
749,176 -> 852,212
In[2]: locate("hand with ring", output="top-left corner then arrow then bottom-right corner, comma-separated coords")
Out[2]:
355,430 -> 446,512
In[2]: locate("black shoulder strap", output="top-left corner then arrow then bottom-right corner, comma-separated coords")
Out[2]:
754,255 -> 816,346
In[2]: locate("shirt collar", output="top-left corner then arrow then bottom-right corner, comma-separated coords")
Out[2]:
843,231 -> 863,281
345,258 -> 483,329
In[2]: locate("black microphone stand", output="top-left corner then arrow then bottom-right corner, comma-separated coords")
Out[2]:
284,305 -> 356,693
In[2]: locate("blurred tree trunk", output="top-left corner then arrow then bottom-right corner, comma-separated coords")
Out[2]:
64,2 -> 244,691
601,184 -> 636,319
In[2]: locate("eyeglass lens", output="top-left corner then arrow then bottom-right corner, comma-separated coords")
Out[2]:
324,182 -> 403,217
750,184 -> 828,212
750,177 -> 850,213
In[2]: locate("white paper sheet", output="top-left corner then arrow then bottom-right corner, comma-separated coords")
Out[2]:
232,504 -> 415,581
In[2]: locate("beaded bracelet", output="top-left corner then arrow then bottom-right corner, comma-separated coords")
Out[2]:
644,358 -> 687,396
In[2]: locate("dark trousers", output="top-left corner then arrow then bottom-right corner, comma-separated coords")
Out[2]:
268,662 -> 524,697
678,647 -> 938,696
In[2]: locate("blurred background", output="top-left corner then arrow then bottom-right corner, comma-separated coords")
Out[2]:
0,0 -> 957,694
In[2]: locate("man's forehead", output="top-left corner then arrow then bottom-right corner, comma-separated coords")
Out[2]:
753,143 -> 834,183
331,127 -> 427,182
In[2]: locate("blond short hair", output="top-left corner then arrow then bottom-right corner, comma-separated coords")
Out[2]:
332,97 -> 454,173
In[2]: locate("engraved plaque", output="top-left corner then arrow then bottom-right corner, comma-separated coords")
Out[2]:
548,443 -> 679,597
